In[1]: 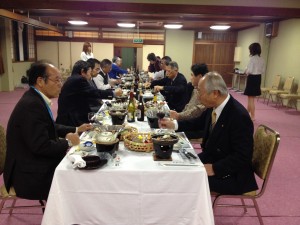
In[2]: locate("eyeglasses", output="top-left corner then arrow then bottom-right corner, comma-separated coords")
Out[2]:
46,77 -> 63,84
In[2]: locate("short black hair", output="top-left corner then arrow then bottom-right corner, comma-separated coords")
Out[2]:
147,53 -> 156,61
71,60 -> 90,76
27,60 -> 52,85
87,58 -> 101,69
161,56 -> 172,66
191,63 -> 209,77
100,59 -> 112,68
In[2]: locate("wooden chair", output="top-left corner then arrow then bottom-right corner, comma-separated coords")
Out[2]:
267,76 -> 294,105
258,75 -> 281,103
277,84 -> 300,109
212,125 -> 280,225
0,124 -> 46,215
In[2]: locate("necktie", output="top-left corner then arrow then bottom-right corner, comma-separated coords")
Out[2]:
211,110 -> 217,129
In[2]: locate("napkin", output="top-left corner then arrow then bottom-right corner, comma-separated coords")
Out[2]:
68,154 -> 86,169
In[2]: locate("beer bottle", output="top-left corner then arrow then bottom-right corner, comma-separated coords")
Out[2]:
137,95 -> 145,121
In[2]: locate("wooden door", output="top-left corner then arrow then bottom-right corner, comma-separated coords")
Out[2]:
194,43 -> 235,86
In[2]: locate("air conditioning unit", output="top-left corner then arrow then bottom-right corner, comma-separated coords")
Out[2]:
138,21 -> 163,27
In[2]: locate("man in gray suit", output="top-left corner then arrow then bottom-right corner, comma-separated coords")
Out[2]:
160,72 -> 258,194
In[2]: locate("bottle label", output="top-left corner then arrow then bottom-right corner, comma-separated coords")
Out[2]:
127,112 -> 134,122
136,109 -> 141,118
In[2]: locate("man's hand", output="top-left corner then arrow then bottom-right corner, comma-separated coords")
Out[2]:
169,110 -> 179,120
65,133 -> 80,146
204,164 -> 215,176
153,85 -> 163,93
144,82 -> 151,88
114,88 -> 123,97
159,118 -> 175,130
77,123 -> 93,133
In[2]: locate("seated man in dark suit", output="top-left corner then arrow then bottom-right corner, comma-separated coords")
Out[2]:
150,61 -> 188,112
56,60 -> 122,127
160,72 -> 258,195
4,61 -> 92,200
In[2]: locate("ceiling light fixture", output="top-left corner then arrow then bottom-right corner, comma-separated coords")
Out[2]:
210,25 -> 231,30
117,23 -> 136,28
68,20 -> 88,25
164,24 -> 183,29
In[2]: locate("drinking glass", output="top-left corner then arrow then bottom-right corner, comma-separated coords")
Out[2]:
88,112 -> 95,123
156,106 -> 166,120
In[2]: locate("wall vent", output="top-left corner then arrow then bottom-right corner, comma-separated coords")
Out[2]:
138,21 -> 163,27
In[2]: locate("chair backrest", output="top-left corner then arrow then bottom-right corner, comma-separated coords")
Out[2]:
271,75 -> 281,89
252,125 -> 280,195
0,124 -> 6,175
297,85 -> 300,95
283,76 -> 294,92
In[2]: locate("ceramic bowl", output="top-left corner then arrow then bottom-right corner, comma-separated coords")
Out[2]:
95,138 -> 120,155
151,134 -> 179,159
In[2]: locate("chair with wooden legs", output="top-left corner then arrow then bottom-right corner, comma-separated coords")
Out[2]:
258,74 -> 281,103
277,84 -> 300,109
212,124 -> 280,225
0,124 -> 46,215
267,76 -> 294,105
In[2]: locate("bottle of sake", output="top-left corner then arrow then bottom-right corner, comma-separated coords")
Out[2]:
127,91 -> 136,122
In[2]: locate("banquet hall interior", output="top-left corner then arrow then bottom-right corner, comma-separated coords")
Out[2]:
1,0 -> 300,224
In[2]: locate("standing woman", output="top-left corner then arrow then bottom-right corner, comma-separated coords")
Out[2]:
80,42 -> 94,61
244,42 -> 265,121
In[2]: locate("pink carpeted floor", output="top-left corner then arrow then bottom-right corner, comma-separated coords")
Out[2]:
1,87 -> 300,225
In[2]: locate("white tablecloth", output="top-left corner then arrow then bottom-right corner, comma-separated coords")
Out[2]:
42,121 -> 214,225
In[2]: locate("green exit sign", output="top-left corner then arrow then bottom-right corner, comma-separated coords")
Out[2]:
133,38 -> 143,43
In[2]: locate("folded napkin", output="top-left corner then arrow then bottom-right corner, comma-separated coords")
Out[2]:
68,154 -> 86,169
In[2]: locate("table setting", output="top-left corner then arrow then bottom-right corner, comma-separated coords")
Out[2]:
42,90 -> 214,225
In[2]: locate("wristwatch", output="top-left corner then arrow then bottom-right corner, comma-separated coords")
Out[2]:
66,138 -> 73,147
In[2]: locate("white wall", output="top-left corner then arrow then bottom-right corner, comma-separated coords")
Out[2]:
165,30 -> 194,78
93,43 -> 114,62
266,19 -> 300,88
237,19 -> 300,89
37,41 -> 59,67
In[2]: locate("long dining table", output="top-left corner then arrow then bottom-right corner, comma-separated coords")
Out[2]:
41,115 -> 215,225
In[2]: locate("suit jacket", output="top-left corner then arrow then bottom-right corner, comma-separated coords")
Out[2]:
150,73 -> 188,112
178,95 -> 258,194
4,88 -> 75,200
56,74 -> 114,127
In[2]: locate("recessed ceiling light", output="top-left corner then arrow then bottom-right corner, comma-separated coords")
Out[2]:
164,24 -> 183,29
210,25 -> 231,30
117,23 -> 136,28
68,20 -> 88,25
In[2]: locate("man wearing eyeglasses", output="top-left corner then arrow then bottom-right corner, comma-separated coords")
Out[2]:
3,61 -> 92,200
150,61 -> 188,112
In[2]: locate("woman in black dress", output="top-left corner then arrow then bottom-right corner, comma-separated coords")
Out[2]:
244,43 -> 265,121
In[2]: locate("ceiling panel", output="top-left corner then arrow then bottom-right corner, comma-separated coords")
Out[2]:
1,0 -> 300,31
